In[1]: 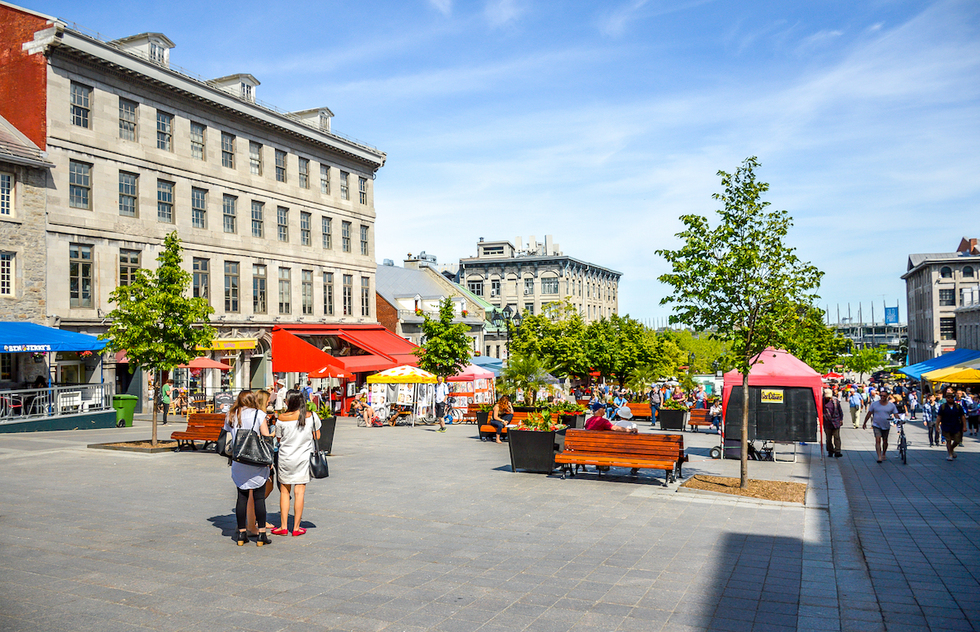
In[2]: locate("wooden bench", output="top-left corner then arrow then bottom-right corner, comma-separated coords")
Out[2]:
480,411 -> 530,441
462,404 -> 481,425
554,430 -> 687,485
688,409 -> 715,432
626,402 -> 653,419
171,413 -> 225,451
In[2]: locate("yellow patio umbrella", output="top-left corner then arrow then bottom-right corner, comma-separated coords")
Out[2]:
927,367 -> 980,384
366,365 -> 437,384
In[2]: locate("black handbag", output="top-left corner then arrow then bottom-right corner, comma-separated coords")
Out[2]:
309,416 -> 329,478
232,411 -> 274,467
216,428 -> 232,458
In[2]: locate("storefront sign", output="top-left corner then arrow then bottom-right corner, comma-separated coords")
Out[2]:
3,344 -> 51,352
196,338 -> 257,351
761,389 -> 784,404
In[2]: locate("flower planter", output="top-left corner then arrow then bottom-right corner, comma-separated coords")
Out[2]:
658,409 -> 688,431
508,430 -> 558,473
560,413 -> 585,429
475,411 -> 490,425
316,416 -> 338,454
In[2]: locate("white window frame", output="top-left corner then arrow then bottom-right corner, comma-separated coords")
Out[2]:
0,172 -> 12,216
0,252 -> 13,296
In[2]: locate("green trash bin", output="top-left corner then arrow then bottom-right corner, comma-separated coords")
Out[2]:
112,394 -> 139,428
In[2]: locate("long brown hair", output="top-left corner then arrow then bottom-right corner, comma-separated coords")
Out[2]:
228,390 -> 256,427
254,389 -> 271,412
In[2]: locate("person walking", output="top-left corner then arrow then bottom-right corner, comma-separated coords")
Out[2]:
863,392 -> 898,463
822,388 -> 843,458
434,375 -> 449,433
649,386 -> 662,422
847,388 -> 863,429
224,390 -> 273,546
937,388 -> 967,461
161,379 -> 173,425
271,391 -> 320,537
922,393 -> 940,447
966,393 -> 980,436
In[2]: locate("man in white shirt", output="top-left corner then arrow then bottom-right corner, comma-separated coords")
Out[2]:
434,375 -> 448,433
863,392 -> 898,463
274,380 -> 287,412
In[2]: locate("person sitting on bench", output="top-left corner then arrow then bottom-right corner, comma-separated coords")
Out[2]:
489,395 -> 514,444
585,403 -> 637,433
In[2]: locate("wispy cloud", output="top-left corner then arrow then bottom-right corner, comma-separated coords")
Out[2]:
598,0 -> 716,37
429,0 -> 452,16
484,0 -> 523,27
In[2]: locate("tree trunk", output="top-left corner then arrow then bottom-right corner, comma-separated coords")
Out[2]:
741,371 -> 749,489
151,368 -> 159,447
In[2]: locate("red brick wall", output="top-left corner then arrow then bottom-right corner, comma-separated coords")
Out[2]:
0,5 -> 49,148
376,293 -> 399,334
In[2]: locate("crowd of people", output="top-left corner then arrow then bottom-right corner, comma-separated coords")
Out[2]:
223,387 -> 323,546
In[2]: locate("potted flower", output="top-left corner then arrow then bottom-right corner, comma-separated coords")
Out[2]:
313,402 -> 338,454
548,401 -> 587,429
461,309 -> 469,317
658,397 -> 689,431
508,411 -> 567,473
414,308 -> 423,317
476,402 -> 493,425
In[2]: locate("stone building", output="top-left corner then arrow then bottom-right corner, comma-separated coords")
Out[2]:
458,235 -> 621,324
902,238 -> 980,365
0,2 -> 385,393
0,113 -> 56,385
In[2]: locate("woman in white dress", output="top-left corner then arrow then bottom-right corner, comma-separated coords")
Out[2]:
224,390 -> 273,546
271,391 -> 320,537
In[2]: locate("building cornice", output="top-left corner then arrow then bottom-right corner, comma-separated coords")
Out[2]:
41,27 -> 386,172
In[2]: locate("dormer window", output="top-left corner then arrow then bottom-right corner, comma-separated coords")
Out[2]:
149,42 -> 165,64
210,74 -> 260,102
112,33 -> 175,68
241,83 -> 253,101
319,112 -> 330,130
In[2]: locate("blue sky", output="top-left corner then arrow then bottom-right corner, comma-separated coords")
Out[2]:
23,0 -> 980,325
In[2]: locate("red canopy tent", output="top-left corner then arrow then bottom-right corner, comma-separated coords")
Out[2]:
178,357 -> 232,370
822,371 -> 844,380
722,348 -> 824,446
271,328 -> 347,375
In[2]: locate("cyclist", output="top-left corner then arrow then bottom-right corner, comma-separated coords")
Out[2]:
863,391 -> 897,463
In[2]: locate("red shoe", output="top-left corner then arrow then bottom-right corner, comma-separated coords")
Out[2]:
270,527 -> 289,536
292,528 -> 307,537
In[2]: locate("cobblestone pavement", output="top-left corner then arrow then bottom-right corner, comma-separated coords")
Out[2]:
835,420 -> 980,632
0,416 -> 888,631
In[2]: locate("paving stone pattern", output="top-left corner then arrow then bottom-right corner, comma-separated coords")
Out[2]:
836,421 -> 980,632
0,416 -> 919,631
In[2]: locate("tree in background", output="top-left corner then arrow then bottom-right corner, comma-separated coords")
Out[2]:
657,157 -> 823,488
663,329 -> 734,374
584,314 -> 654,386
101,232 -> 215,446
783,305 -> 850,373
509,301 -> 588,379
414,297 -> 471,378
844,346 -> 890,382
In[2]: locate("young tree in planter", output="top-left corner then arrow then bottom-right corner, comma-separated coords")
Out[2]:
101,232 -> 215,446
501,352 -> 550,406
657,157 -> 823,488
414,297 -> 471,378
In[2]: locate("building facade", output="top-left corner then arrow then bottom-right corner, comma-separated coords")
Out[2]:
902,238 -> 980,365
0,3 -> 385,393
458,235 -> 621,324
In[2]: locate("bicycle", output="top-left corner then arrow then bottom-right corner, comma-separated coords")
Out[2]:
443,397 -> 463,425
895,417 -> 908,465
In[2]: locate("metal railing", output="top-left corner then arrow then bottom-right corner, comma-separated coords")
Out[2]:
0,383 -> 114,425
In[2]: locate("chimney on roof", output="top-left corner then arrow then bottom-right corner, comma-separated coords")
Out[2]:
958,237 -> 979,255
404,254 -> 419,270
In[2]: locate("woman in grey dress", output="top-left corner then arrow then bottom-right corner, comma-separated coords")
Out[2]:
224,390 -> 273,546
271,391 -> 321,537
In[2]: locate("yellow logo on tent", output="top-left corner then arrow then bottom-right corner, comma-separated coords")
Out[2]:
761,389 -> 784,404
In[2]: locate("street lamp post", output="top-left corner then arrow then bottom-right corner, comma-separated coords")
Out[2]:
491,306 -> 522,361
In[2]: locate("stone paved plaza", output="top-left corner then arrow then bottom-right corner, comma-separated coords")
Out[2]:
0,415 -> 976,631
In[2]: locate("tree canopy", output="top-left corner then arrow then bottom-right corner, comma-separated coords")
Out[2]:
509,301 -> 588,379
101,231 -> 215,444
414,297 -> 471,378
843,346 -> 889,382
656,157 -> 823,487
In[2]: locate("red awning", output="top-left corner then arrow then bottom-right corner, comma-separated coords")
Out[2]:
271,328 -> 347,374
178,357 -> 232,370
277,324 -> 419,374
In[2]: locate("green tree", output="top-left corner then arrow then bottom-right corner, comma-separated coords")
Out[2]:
584,314 -> 654,385
783,305 -> 849,373
101,232 -> 215,446
414,297 -> 471,378
647,333 -> 686,379
844,346 -> 889,382
664,329 -> 734,374
500,351 -> 550,405
510,301 -> 588,379
657,157 -> 823,488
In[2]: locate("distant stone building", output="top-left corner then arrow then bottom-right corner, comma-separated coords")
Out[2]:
902,238 -> 980,364
0,2 -> 386,392
458,235 -> 621,323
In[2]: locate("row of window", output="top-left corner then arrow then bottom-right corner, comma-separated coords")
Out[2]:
466,276 -> 615,300
70,82 -> 369,203
67,162 -> 370,254
938,288 -> 978,308
939,265 -> 975,279
69,244 -> 372,317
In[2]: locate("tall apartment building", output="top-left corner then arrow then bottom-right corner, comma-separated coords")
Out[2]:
902,238 -> 980,365
0,2 -> 385,392
458,235 -> 621,323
